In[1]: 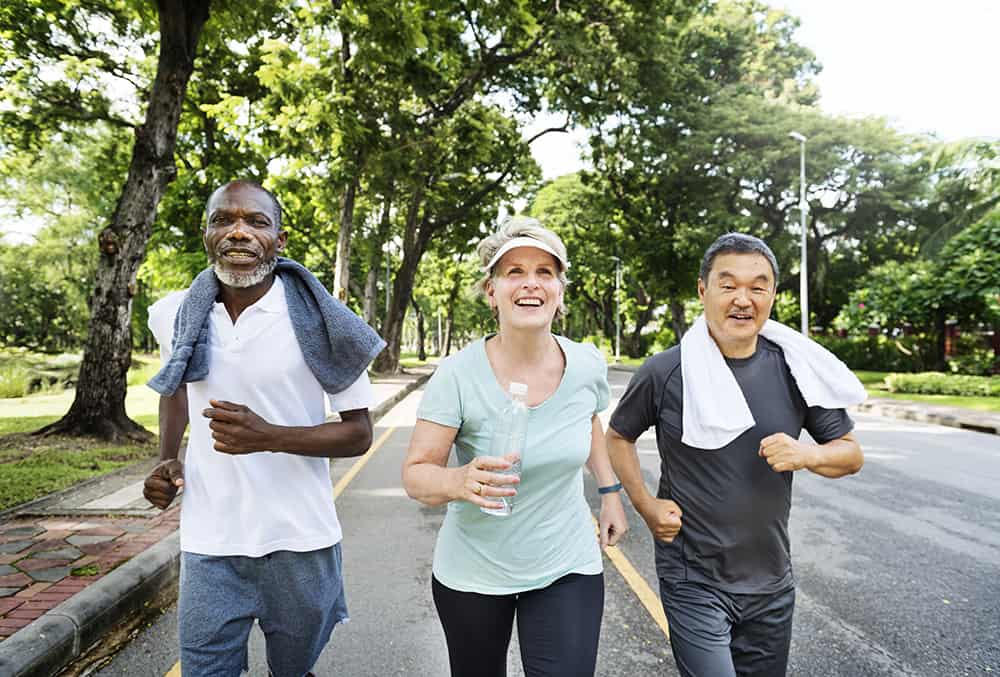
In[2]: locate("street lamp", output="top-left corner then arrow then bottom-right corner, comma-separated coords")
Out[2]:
611,255 -> 621,363
789,131 -> 809,336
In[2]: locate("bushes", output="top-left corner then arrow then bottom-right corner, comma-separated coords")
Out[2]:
814,335 -> 936,373
0,365 -> 31,398
815,332 -> 996,375
885,372 -> 1000,398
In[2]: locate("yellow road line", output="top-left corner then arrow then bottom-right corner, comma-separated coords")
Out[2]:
333,426 -> 396,498
165,426 -> 399,675
604,543 -> 670,639
594,517 -> 670,640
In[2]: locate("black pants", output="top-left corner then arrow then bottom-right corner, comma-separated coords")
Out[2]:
660,579 -> 796,677
432,572 -> 604,677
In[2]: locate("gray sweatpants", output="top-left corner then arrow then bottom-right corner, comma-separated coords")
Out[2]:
660,579 -> 795,677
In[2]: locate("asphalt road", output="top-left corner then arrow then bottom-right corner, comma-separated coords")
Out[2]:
91,368 -> 1000,676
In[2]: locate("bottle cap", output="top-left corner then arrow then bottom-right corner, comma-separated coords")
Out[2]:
508,382 -> 528,396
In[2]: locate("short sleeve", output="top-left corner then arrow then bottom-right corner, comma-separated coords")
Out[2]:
147,291 -> 186,365
609,357 -> 661,442
416,360 -> 462,429
326,370 -> 377,412
804,406 -> 854,444
585,343 -> 610,414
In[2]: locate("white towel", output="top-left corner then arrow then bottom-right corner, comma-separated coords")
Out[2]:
680,315 -> 866,449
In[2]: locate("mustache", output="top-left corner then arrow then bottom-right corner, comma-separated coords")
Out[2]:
216,243 -> 263,257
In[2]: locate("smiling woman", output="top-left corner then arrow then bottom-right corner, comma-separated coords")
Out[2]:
402,216 -> 629,677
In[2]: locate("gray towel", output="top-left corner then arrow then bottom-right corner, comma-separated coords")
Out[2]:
148,257 -> 385,396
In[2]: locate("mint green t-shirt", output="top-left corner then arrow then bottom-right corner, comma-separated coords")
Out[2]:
417,335 -> 610,594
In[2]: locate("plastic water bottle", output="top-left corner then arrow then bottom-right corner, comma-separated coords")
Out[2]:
480,382 -> 528,517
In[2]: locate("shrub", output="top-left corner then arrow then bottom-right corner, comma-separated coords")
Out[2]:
814,335 -> 935,372
946,334 -> 997,376
885,372 -> 1000,397
0,364 -> 31,398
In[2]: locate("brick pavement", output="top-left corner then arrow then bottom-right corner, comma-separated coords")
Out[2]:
0,507 -> 179,639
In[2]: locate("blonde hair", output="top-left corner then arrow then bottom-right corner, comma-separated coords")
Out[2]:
476,215 -> 569,319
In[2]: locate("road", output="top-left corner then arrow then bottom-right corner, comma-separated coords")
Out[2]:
92,368 -> 1000,676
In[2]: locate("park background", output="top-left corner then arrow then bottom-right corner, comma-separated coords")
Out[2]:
0,0 -> 997,508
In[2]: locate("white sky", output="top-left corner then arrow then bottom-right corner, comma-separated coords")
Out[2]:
530,0 -> 1000,179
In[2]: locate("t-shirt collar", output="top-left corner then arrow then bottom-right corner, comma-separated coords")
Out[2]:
212,274 -> 286,315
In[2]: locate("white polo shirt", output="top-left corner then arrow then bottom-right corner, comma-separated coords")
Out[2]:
148,276 -> 377,557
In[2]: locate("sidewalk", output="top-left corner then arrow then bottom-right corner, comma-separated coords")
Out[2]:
608,364 -> 1000,435
0,367 -> 432,677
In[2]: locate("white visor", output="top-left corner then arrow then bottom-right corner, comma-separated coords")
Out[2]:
484,236 -> 569,273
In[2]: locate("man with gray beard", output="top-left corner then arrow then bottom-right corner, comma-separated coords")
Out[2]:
143,180 -> 385,676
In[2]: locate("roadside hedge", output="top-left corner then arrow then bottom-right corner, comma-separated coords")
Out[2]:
885,372 -> 1000,397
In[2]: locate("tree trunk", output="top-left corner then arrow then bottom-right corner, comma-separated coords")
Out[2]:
363,265 -> 378,328
412,299 -> 427,361
445,315 -> 454,356
669,297 -> 688,345
365,184 -> 394,330
626,294 -> 655,358
933,308 -> 947,372
332,176 -> 359,302
37,0 -> 211,442
443,262 -> 463,356
373,185 -> 430,373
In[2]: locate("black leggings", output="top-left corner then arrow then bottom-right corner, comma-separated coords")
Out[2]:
431,572 -> 604,677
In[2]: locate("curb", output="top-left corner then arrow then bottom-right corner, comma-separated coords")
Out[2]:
856,398 -> 999,436
0,533 -> 179,677
0,370 -> 432,677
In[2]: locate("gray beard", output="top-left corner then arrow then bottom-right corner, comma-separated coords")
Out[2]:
213,256 -> 277,288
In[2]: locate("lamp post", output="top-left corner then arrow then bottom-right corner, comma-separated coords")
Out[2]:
611,255 -> 621,363
789,131 -> 808,336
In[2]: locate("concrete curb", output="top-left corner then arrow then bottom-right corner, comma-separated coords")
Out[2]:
0,370 -> 432,677
857,398 -> 999,435
0,533 -> 179,677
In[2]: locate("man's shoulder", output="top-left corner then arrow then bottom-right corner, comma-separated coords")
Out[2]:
147,289 -> 189,344
638,344 -> 682,378
149,289 -> 189,315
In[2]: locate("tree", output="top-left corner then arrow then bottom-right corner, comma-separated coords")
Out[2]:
0,128 -> 131,351
0,0 -> 212,440
565,1 -> 821,344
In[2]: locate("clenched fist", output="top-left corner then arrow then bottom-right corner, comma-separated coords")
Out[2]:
143,459 -> 184,509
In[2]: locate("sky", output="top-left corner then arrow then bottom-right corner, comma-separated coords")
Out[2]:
531,0 -> 1000,179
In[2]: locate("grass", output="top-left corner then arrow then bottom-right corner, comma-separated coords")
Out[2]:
610,356 -> 646,367
0,351 -> 162,511
0,433 -> 156,511
398,351 -> 437,369
855,370 -> 1000,413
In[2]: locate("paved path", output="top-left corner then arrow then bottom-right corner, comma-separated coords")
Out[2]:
1,361 -> 997,675
0,368 -> 430,675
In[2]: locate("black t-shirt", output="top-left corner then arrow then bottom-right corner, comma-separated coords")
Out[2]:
609,337 -> 854,594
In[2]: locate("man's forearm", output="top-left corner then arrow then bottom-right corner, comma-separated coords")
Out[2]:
807,434 -> 864,478
267,412 -> 374,458
159,388 -> 189,461
606,428 -> 656,512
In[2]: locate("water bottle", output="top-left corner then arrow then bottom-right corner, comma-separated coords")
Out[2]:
480,382 -> 528,517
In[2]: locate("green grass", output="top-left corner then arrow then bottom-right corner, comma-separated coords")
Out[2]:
855,370 -> 1000,413
609,356 -> 646,367
0,371 -> 161,511
0,435 -> 156,511
398,351 -> 437,369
